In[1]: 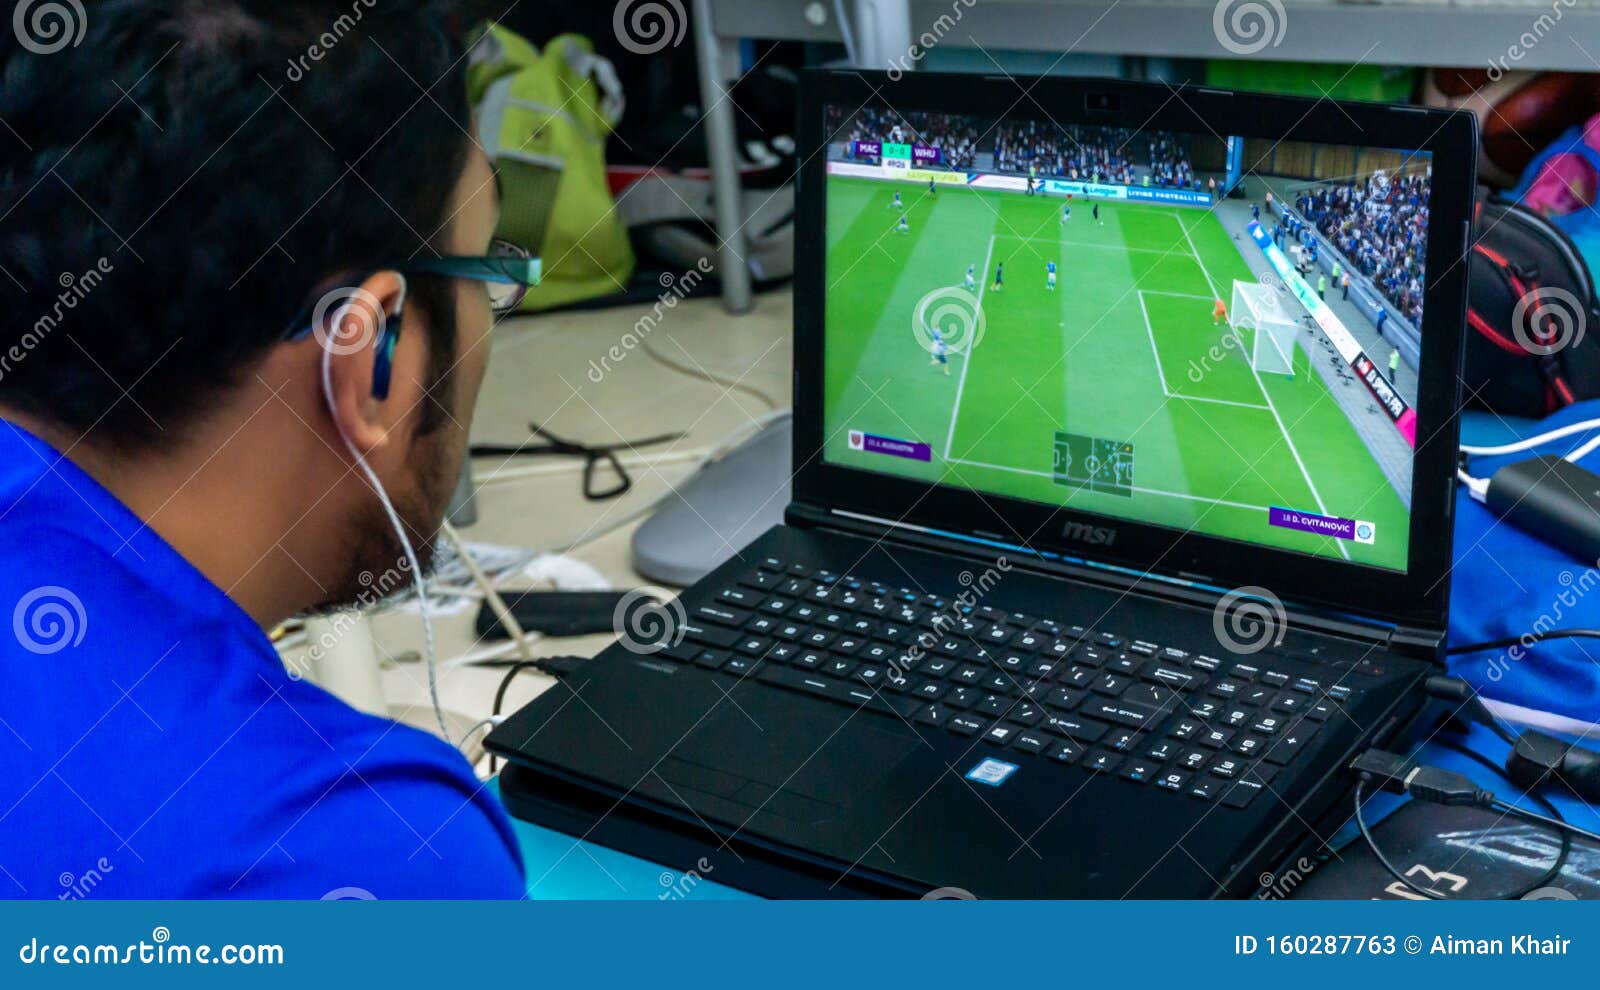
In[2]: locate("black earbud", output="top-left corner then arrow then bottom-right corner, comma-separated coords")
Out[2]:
371,308 -> 401,400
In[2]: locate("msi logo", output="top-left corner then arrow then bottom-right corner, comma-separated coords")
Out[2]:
1062,521 -> 1116,546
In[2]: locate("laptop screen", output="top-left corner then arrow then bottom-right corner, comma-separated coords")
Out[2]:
821,104 -> 1432,574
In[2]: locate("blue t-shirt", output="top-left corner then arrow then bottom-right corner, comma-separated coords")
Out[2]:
0,421 -> 524,898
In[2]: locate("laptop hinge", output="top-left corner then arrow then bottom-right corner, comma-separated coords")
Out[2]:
789,502 -> 1442,657
1387,625 -> 1448,666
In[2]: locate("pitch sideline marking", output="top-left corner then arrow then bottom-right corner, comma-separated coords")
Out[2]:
1172,210 -> 1351,560
943,233 -> 996,460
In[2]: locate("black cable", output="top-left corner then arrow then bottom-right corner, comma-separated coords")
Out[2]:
1492,800 -> 1600,846
1355,776 -> 1448,899
485,660 -> 542,777
1446,627 -> 1600,656
1353,739 -> 1575,899
485,656 -> 588,775
470,421 -> 686,500
1425,675 -> 1518,746
1431,735 -> 1573,897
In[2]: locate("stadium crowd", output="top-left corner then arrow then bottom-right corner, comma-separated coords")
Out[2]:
830,107 -> 980,169
993,121 -> 1198,188
1297,171 -> 1429,324
827,107 -> 1200,185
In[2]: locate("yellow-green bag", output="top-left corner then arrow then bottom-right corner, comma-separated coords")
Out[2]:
467,26 -> 634,311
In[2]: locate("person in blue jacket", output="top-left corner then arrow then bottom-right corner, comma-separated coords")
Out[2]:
0,1 -> 537,898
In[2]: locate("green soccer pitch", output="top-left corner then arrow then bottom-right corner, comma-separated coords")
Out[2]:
823,175 -> 1411,572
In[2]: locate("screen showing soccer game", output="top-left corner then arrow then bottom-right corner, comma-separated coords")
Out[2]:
822,105 -> 1431,572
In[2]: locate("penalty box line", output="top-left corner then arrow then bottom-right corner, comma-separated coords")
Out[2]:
1137,289 -> 1270,411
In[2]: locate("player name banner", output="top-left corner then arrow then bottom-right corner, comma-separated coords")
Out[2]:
1245,221 -> 1417,447
849,429 -> 932,462
1269,507 -> 1377,544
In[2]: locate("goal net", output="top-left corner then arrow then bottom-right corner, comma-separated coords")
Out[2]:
1231,279 -> 1300,377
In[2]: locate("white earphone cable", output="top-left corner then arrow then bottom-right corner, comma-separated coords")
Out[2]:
318,287 -> 449,739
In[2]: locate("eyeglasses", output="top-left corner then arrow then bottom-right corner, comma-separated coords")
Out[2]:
283,238 -> 543,342
402,238 -> 542,315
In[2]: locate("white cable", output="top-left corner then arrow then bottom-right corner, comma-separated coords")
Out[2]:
1459,417 -> 1600,457
832,0 -> 860,65
438,517 -> 537,664
319,287 -> 449,739
1564,431 -> 1600,464
1457,467 -> 1488,503
453,715 -> 502,752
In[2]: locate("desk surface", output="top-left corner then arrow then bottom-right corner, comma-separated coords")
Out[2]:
377,287 -> 793,737
363,288 -> 1590,899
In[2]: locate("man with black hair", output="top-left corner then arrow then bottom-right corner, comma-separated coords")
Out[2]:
0,1 -> 531,897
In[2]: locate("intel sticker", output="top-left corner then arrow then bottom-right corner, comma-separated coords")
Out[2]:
965,758 -> 1019,787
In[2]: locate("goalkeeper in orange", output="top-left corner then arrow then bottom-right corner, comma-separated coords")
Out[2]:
1212,296 -> 1228,327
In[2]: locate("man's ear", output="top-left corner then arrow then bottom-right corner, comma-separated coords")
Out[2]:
315,270 -> 407,456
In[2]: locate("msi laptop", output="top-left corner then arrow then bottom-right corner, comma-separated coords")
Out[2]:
488,71 -> 1477,898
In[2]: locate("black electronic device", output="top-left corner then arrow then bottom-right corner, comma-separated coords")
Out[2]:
489,71 -> 1478,898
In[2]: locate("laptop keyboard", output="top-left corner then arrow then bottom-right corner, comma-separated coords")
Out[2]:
655,555 -> 1368,811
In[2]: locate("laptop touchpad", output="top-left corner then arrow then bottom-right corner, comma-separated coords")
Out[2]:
666,705 -> 918,812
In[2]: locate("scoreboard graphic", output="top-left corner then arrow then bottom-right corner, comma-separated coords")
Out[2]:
1052,432 -> 1135,498
849,140 -> 942,169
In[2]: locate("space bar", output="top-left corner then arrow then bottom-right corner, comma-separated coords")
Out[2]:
757,665 -> 923,717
